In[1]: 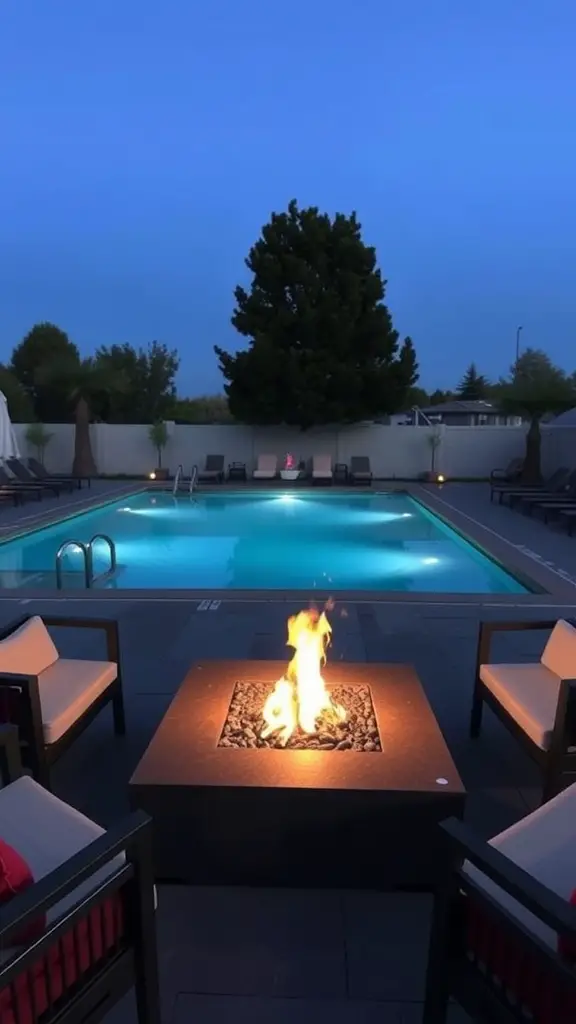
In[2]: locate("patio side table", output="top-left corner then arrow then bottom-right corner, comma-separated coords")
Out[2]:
228,462 -> 247,481
334,462 -> 348,484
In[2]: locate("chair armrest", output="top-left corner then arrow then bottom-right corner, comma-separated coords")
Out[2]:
0,810 -> 152,947
39,615 -> 120,663
441,817 -> 576,939
0,723 -> 22,784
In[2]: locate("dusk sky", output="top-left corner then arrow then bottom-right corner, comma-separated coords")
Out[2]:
1,0 -> 575,397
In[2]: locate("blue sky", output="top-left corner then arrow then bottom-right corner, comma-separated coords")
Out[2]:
1,0 -> 575,396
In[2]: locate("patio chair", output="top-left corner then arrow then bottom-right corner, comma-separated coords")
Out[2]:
6,457 -> 71,495
312,454 -> 333,483
0,466 -> 44,501
422,785 -> 576,1024
349,456 -> 373,486
197,454 -> 225,483
253,454 -> 277,479
0,725 -> 160,1024
27,456 -> 86,489
510,468 -> 576,513
469,617 -> 576,802
489,455 -> 524,484
512,471 -> 576,520
0,613 -> 126,789
490,466 -> 569,504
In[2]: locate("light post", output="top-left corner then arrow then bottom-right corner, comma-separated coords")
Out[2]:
515,325 -> 523,364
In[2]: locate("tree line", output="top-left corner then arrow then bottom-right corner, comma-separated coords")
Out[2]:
3,199 -> 575,482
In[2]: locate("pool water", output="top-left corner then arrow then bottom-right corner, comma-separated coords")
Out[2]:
0,490 -> 528,592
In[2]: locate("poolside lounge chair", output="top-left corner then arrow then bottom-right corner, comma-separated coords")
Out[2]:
0,466 -> 43,501
489,455 -> 524,484
422,784 -> 576,1024
349,456 -> 373,486
517,471 -> 576,518
27,455 -> 87,489
312,454 -> 333,484
253,454 -> 277,479
6,456 -> 72,495
0,727 -> 160,1024
493,466 -> 570,505
470,617 -> 576,802
0,613 -> 126,789
197,454 -> 225,483
506,467 -> 576,510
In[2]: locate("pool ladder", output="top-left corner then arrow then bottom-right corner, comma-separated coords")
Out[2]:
55,534 -> 117,590
172,463 -> 198,495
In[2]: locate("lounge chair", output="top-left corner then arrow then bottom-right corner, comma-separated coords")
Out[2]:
0,614 -> 126,788
422,785 -> 576,1024
0,466 -> 43,501
470,616 -> 576,802
490,465 -> 569,503
0,727 -> 160,1024
312,454 -> 333,484
27,456 -> 87,489
349,456 -> 373,486
197,454 -> 225,483
517,470 -> 576,518
558,507 -> 576,535
489,455 -> 524,484
6,456 -> 72,495
493,466 -> 570,505
507,467 -> 576,510
253,454 -> 277,480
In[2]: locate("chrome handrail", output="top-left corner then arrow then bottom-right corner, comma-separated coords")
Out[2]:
173,464 -> 184,495
190,464 -> 198,494
89,534 -> 117,583
55,540 -> 93,590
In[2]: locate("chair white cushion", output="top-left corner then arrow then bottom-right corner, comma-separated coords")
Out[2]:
0,617 -> 59,676
253,455 -> 277,478
541,619 -> 576,679
463,782 -> 576,951
479,661 -> 561,749
312,455 -> 332,477
38,658 -> 117,744
0,776 -> 125,961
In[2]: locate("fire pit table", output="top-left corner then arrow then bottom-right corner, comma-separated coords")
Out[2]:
129,659 -> 465,889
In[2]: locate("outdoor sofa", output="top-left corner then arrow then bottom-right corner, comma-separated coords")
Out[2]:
423,783 -> 576,1023
0,724 -> 161,1024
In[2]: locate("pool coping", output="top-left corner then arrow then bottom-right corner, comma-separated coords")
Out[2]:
0,481 -> 574,605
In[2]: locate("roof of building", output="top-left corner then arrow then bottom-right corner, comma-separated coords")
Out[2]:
413,400 -> 499,415
548,406 -> 576,426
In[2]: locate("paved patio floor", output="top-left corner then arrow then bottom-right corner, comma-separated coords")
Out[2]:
1,482 -> 575,1023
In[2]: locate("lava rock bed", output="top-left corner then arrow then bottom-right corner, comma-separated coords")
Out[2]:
218,681 -> 382,751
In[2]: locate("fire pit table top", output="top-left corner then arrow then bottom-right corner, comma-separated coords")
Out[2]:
130,660 -> 465,798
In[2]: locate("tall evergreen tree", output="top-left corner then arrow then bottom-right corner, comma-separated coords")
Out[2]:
456,363 -> 490,400
215,200 -> 418,428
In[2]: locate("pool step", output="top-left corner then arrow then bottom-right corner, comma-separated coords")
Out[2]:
0,566 -> 125,590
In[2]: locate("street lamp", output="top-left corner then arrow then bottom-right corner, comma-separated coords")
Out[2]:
515,325 -> 523,364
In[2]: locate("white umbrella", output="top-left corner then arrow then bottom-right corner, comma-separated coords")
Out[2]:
0,391 -> 21,460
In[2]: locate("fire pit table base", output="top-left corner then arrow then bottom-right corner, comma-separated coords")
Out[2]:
129,661 -> 465,890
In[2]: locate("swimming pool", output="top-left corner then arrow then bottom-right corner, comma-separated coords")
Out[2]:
0,490 -> 529,593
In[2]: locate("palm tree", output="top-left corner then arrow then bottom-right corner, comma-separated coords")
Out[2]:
38,357 -> 121,477
500,349 -> 576,483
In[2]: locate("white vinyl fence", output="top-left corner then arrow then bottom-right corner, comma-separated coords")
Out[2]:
12,421 -> 563,480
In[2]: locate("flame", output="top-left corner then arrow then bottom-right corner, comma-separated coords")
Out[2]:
261,608 -> 346,746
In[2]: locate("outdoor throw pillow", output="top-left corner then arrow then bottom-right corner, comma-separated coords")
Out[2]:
0,837 -> 46,944
558,889 -> 576,961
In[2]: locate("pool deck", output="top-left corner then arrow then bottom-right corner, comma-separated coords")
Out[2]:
1,482 -> 575,1023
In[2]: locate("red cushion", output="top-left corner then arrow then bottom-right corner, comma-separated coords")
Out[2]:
0,894 -> 124,1024
0,838 -> 46,945
558,889 -> 576,961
